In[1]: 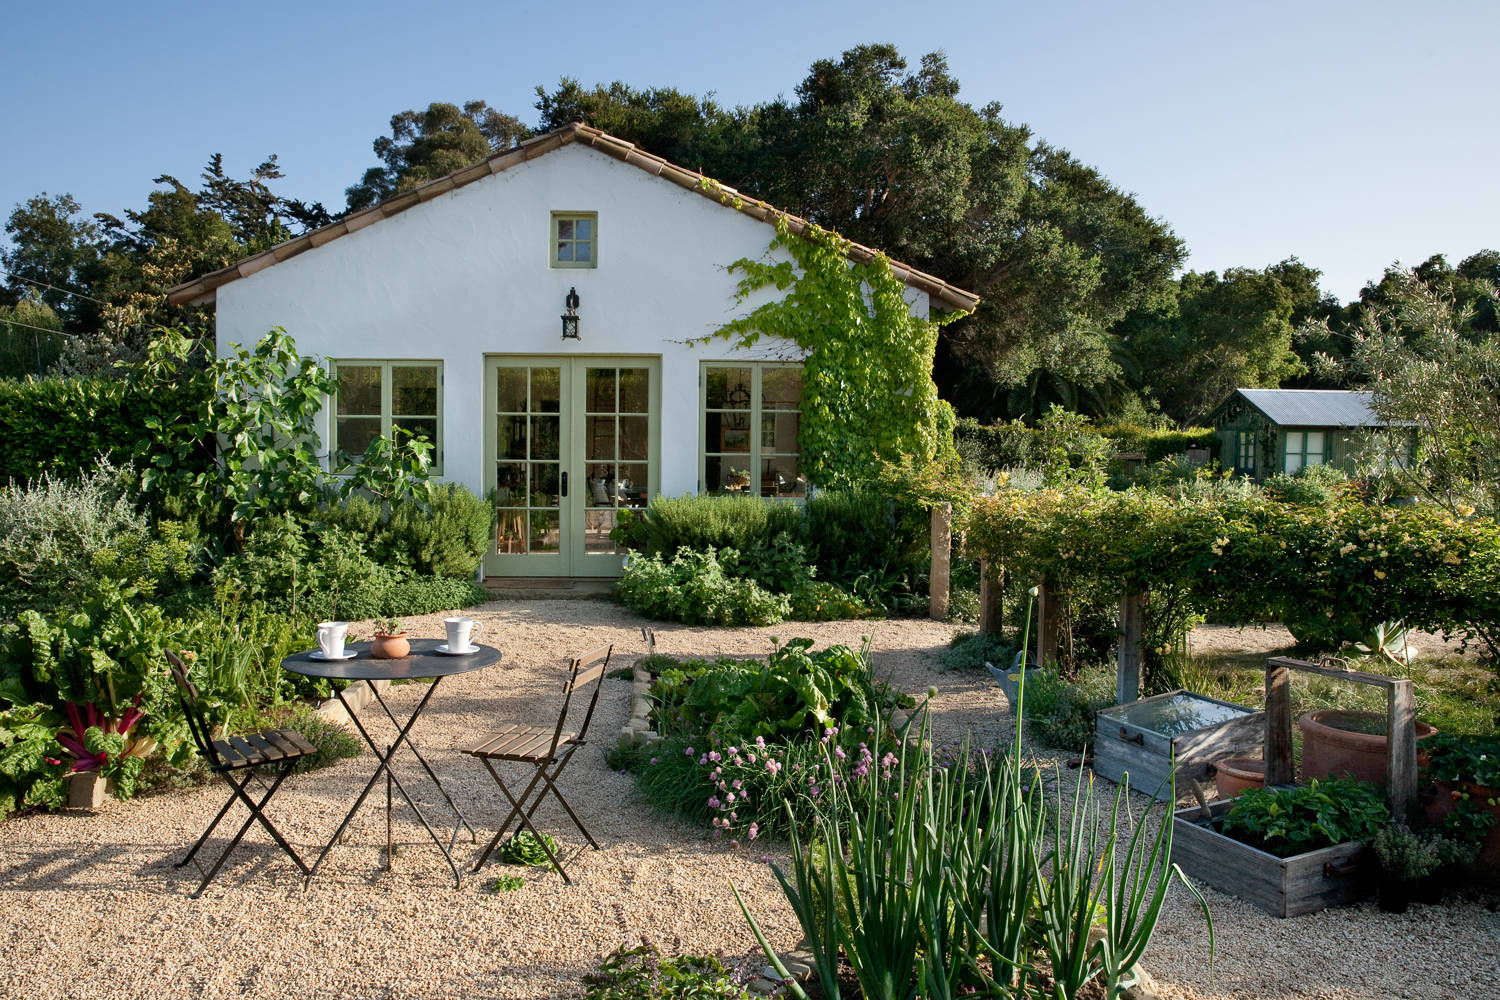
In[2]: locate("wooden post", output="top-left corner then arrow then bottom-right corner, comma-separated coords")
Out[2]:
1264,658 -> 1294,787
978,561 -> 1004,634
1117,591 -> 1143,704
929,502 -> 952,621
1387,679 -> 1417,822
1036,579 -> 1060,670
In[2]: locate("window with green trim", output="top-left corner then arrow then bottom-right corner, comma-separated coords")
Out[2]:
701,363 -> 804,498
1236,430 -> 1257,476
551,212 -> 597,268
1283,430 -> 1325,474
331,360 -> 442,472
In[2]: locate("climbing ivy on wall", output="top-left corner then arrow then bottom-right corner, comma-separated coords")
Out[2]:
699,212 -> 967,488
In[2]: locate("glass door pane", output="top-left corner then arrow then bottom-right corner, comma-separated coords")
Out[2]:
495,366 -> 563,556
582,366 -> 652,555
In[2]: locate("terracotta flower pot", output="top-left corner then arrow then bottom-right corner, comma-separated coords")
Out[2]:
1214,756 -> 1266,799
1423,780 -> 1500,884
1298,709 -> 1436,786
371,633 -> 410,659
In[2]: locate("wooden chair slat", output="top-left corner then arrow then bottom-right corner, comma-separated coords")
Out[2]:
268,729 -> 314,757
243,732 -> 283,762
226,736 -> 264,765
567,663 -> 606,691
466,724 -> 525,756
211,740 -> 250,769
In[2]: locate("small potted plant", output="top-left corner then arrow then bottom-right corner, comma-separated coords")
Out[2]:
1371,824 -> 1441,913
371,618 -> 409,659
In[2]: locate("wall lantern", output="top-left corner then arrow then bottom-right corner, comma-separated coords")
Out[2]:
561,287 -> 581,340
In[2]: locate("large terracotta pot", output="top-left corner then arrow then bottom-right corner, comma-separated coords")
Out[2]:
1213,757 -> 1266,798
1298,709 -> 1436,786
1423,781 -> 1500,885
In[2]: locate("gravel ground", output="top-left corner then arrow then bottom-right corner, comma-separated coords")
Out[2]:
1,606 -> 1495,1000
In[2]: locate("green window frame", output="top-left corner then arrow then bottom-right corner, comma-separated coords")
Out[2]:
330,360 -> 443,473
700,362 -> 804,498
551,212 -> 598,268
1283,429 -> 1325,475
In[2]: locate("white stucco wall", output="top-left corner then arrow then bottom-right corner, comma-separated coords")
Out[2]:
214,143 -> 929,499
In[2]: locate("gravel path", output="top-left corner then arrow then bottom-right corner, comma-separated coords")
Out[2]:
1,606 -> 1494,999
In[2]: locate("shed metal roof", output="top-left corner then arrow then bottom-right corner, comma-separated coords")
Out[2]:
1234,389 -> 1386,427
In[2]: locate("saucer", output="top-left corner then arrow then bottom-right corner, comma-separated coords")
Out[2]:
435,644 -> 477,656
309,650 -> 358,661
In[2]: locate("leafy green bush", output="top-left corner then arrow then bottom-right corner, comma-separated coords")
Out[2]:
938,630 -> 1015,673
318,482 -> 491,578
383,575 -> 489,617
618,548 -> 789,626
0,461 -> 151,617
632,494 -> 801,556
650,638 -> 881,741
1219,777 -> 1389,857
497,830 -> 560,867
1262,463 -> 1349,505
1022,666 -> 1115,751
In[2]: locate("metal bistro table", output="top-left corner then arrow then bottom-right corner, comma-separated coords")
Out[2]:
282,639 -> 502,886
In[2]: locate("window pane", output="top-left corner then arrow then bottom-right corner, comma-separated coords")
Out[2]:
706,367 -> 751,409
530,415 -> 560,460
586,368 -> 617,412
529,510 -> 560,553
392,366 -> 437,415
1285,431 -> 1303,454
763,456 -> 803,498
337,365 -> 381,415
587,415 -> 617,461
619,416 -> 648,460
557,219 -> 574,240
619,368 -> 649,412
575,218 -> 591,240
574,242 -> 591,263
533,462 -> 559,501
556,242 -> 573,262
1285,454 -> 1304,475
495,462 -> 526,498
762,367 -> 802,408
496,368 -> 527,413
532,367 -> 561,413
617,464 -> 647,507
1307,431 -> 1326,461
585,508 -> 617,553
336,416 -> 381,455
394,416 -> 437,446
496,507 -> 526,553
498,415 -> 527,460
762,411 -> 799,453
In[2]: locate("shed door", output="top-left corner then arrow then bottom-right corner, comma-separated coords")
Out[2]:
484,358 -> 658,577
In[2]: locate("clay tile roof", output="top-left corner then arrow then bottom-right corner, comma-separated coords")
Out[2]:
166,122 -> 979,313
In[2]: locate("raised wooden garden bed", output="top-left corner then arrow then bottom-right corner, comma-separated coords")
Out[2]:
1093,689 -> 1263,801
1172,799 -> 1372,917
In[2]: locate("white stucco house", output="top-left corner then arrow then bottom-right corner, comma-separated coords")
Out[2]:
167,123 -> 977,579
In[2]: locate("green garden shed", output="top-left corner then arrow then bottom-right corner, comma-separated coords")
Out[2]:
1208,388 -> 1408,481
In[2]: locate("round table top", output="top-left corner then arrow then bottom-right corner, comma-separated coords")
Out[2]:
281,639 -> 502,680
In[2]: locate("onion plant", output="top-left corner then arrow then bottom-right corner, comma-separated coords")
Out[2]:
734,592 -> 1212,999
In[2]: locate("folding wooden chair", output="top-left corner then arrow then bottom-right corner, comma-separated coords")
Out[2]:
464,644 -> 612,883
165,649 -> 314,897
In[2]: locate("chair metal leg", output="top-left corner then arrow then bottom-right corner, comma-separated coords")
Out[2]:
473,758 -> 572,884
176,772 -> 249,869
186,761 -> 307,898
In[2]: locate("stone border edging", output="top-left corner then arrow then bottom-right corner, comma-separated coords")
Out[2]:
314,679 -> 389,728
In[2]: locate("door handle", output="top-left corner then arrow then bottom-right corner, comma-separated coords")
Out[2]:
561,471 -> 568,497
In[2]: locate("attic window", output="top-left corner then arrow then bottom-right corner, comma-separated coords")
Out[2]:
552,212 -> 597,268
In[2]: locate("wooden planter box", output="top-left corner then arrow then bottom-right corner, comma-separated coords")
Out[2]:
1093,690 -> 1263,801
1172,799 -> 1372,917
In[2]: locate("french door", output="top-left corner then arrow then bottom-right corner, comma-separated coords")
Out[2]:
483,357 -> 659,577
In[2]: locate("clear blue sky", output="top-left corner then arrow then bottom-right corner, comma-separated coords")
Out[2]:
5,0 -> 1497,303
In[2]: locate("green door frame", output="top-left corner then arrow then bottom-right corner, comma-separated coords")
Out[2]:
483,355 -> 660,578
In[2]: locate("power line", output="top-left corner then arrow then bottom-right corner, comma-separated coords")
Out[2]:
0,317 -> 78,339
0,268 -> 110,307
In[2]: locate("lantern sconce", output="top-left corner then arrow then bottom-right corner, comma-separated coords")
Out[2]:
561,287 -> 581,340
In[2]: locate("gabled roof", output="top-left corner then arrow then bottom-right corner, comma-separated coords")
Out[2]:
166,122 -> 979,312
1230,389 -> 1388,427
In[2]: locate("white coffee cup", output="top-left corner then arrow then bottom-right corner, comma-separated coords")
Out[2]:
316,621 -> 350,658
444,617 -> 483,652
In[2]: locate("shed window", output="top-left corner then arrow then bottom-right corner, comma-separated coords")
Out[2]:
1283,430 -> 1325,475
552,212 -> 597,268
1236,431 -> 1256,476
